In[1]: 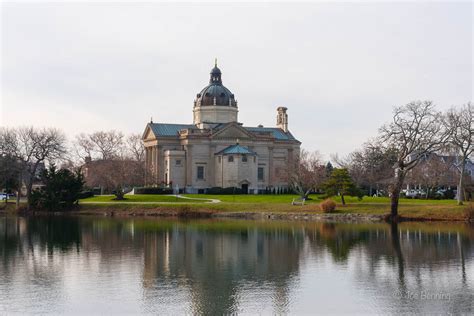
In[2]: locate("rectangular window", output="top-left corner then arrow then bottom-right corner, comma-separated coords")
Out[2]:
242,155 -> 247,162
228,156 -> 234,162
197,166 -> 204,180
258,167 -> 264,181
218,156 -> 221,163
176,159 -> 181,166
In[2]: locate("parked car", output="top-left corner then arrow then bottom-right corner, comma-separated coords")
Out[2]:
372,190 -> 387,197
404,190 -> 418,198
405,189 -> 426,198
0,193 -> 15,200
429,189 -> 456,199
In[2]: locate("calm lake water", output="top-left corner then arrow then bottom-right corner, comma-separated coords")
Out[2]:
0,216 -> 473,315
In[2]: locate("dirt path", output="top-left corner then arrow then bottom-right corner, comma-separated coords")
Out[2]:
172,195 -> 221,203
80,195 -> 221,205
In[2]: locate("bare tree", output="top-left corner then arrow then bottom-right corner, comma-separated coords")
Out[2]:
407,154 -> 457,198
379,101 -> 449,220
329,153 -> 350,169
78,132 -> 145,196
74,130 -> 124,162
74,133 -> 96,162
290,149 -> 327,199
84,159 -> 144,199
345,141 -> 398,196
0,127 -> 66,209
126,134 -> 145,162
445,102 -> 473,205
90,131 -> 124,160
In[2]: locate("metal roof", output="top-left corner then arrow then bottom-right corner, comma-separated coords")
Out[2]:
215,144 -> 257,156
195,63 -> 237,107
244,126 -> 296,141
149,123 -> 194,136
148,123 -> 297,142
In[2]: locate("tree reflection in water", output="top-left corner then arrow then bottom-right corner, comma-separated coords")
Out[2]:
0,217 -> 473,314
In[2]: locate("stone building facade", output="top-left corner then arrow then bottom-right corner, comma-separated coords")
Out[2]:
142,62 -> 301,194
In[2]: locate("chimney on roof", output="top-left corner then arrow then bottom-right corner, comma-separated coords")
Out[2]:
276,107 -> 288,132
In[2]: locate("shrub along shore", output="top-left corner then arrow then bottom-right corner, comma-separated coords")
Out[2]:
2,194 -> 471,223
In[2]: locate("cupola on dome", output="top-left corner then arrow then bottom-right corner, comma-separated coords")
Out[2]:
195,60 -> 237,107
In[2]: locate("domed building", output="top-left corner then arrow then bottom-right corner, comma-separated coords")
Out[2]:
142,61 -> 301,194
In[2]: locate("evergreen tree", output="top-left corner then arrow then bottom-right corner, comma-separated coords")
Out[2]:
31,165 -> 85,211
0,155 -> 20,203
323,168 -> 362,205
325,162 -> 334,177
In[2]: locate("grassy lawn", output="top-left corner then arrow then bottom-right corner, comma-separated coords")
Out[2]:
184,194 -> 458,205
69,193 -> 472,221
183,194 -> 309,203
80,194 -> 207,203
79,193 -> 461,212
1,192 -> 466,222
180,194 -> 466,220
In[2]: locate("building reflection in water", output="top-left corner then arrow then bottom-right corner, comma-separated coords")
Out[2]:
141,223 -> 303,314
0,217 -> 473,314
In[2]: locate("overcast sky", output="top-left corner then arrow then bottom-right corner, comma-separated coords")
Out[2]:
1,1 -> 472,159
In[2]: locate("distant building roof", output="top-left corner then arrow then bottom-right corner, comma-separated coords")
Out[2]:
244,126 -> 296,141
149,123 -> 194,136
215,144 -> 257,156
148,122 -> 297,141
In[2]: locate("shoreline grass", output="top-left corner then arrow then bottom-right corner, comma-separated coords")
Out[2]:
2,194 -> 470,222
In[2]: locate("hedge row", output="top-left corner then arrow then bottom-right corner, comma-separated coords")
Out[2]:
206,187 -> 245,194
133,187 -> 173,195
